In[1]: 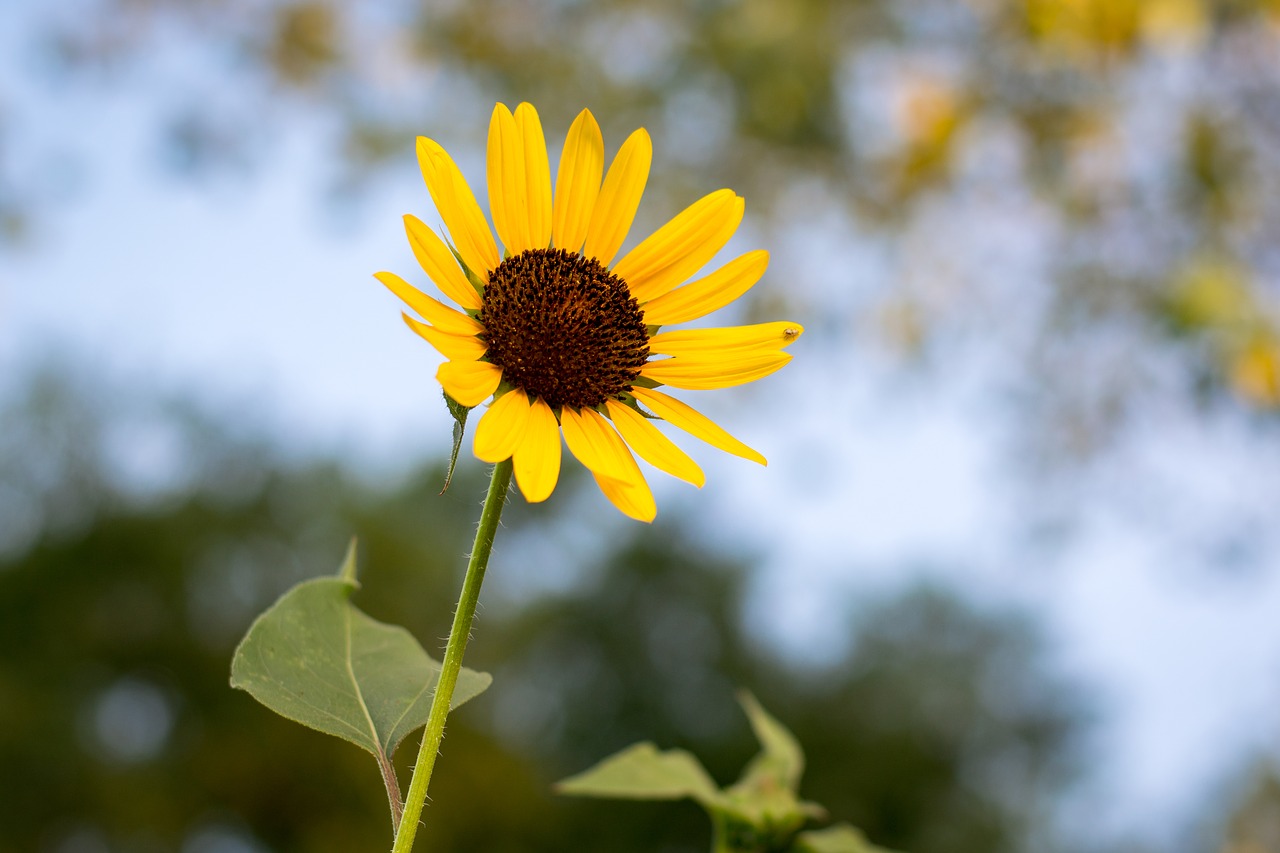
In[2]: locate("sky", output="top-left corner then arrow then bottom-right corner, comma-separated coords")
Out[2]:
3,4 -> 1280,849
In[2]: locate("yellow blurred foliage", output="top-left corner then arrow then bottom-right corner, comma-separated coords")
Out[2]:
1025,0 -> 1141,54
1169,259 -> 1256,331
1167,258 -> 1280,410
1141,0 -> 1209,49
886,74 -> 968,193
1229,339 -> 1280,409
895,76 -> 964,151
1025,0 -> 1207,57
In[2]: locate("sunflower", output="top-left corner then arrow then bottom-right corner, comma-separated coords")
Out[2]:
376,102 -> 801,522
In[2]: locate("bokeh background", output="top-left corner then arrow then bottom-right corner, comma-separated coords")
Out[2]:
3,1 -> 1280,851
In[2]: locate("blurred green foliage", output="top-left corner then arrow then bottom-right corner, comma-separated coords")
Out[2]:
0,371 -> 1089,851
4,3 -> 1279,849
557,693 -> 887,853
8,0 -> 1280,454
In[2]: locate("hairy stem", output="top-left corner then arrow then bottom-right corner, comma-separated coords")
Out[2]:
390,458 -> 513,853
379,750 -> 404,832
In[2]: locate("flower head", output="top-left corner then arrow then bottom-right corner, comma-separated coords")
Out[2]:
377,103 -> 801,521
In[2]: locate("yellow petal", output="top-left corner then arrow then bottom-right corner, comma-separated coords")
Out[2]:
417,136 -> 500,277
474,387 -> 531,463
630,387 -> 766,466
583,128 -> 652,267
640,353 -> 791,390
487,103 -> 530,255
403,314 -> 488,361
403,215 -> 483,311
560,406 -> 635,483
436,360 -> 503,407
648,322 -> 804,358
512,396 -> 562,502
642,251 -> 769,326
552,109 -> 605,253
515,103 -> 553,249
375,271 -> 483,337
614,190 -> 744,304
605,400 -> 705,488
592,468 -> 657,523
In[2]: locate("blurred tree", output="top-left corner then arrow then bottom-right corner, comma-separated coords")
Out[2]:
0,371 -> 1092,852
4,0 -> 1279,471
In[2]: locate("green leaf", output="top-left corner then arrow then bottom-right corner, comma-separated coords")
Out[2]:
736,690 -> 805,793
230,540 -> 491,762
720,692 -> 825,833
555,742 -> 723,808
441,391 -> 471,494
792,824 -> 898,853
557,695 -> 898,853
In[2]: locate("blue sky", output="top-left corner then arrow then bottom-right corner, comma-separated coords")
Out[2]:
4,3 -> 1280,847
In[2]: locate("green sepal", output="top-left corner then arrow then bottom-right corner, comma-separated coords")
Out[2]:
441,390 -> 471,494
444,234 -> 486,306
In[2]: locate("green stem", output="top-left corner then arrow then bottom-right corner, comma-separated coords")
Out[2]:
391,458 -> 513,853
711,814 -> 734,853
710,813 -> 763,853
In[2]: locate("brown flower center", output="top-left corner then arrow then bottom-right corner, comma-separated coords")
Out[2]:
480,248 -> 650,410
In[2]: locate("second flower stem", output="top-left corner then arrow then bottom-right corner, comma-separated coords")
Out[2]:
391,458 -> 513,853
